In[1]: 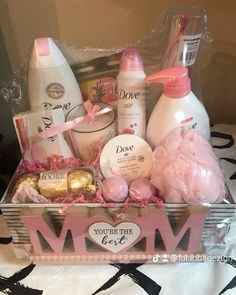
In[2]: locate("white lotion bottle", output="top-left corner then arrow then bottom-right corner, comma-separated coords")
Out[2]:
28,37 -> 83,115
146,67 -> 210,147
117,47 -> 146,138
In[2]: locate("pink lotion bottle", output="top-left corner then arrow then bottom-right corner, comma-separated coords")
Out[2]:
146,67 -> 210,147
117,48 -> 146,138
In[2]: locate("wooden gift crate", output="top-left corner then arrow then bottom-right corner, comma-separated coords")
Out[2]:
1,193 -> 236,264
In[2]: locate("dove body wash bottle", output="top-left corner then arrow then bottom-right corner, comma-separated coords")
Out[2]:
28,37 -> 83,115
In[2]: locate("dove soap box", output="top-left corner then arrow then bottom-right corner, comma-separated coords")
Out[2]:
100,134 -> 153,181
13,107 -> 73,162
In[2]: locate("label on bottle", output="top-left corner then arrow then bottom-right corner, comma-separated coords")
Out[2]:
117,80 -> 146,138
176,34 -> 202,66
79,77 -> 117,105
46,83 -> 65,99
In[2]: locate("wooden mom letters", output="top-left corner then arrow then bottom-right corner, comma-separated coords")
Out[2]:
21,206 -> 209,256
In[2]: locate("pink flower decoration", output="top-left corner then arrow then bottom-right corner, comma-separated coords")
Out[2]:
122,128 -> 134,134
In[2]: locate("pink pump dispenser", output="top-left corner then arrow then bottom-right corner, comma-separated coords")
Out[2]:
146,67 -> 191,98
146,66 -> 210,147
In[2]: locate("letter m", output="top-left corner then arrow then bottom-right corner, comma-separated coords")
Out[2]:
155,206 -> 209,253
21,209 -> 83,254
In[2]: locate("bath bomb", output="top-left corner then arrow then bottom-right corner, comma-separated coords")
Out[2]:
129,178 -> 156,202
101,176 -> 128,202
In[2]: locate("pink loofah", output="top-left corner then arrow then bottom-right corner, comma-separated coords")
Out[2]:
151,127 -> 227,204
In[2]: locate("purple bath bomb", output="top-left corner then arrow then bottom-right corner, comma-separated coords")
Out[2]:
129,178 -> 156,202
101,176 -> 128,202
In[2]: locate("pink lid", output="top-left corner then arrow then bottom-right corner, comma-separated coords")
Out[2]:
35,38 -> 50,56
145,67 -> 191,98
120,47 -> 144,71
30,37 -> 66,68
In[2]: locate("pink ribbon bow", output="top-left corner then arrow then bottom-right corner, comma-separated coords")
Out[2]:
83,100 -> 100,124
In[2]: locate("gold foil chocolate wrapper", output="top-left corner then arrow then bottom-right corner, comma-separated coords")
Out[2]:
37,168 -> 96,198
83,184 -> 96,195
68,169 -> 94,193
38,170 -> 68,198
14,173 -> 39,192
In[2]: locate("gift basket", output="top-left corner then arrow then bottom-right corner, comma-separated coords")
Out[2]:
1,7 -> 236,264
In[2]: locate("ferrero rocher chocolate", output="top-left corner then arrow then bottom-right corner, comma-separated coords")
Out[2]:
14,173 -> 39,192
37,168 -> 96,198
68,169 -> 94,193
38,170 -> 68,198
